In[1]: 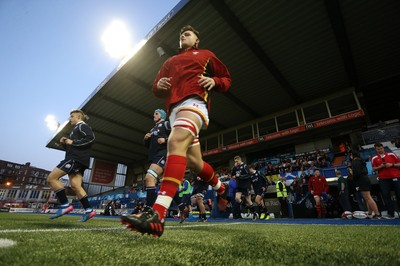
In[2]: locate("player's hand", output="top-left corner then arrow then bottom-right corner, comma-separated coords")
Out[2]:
198,76 -> 215,91
157,138 -> 166,144
383,163 -> 392,168
144,133 -> 151,139
59,137 -> 67,143
157,77 -> 172,91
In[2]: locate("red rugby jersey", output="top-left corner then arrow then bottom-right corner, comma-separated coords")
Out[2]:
152,47 -> 231,113
308,175 -> 329,196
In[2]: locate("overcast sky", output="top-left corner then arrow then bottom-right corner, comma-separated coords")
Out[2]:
0,0 -> 181,170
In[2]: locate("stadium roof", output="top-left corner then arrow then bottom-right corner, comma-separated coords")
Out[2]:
47,0 -> 400,167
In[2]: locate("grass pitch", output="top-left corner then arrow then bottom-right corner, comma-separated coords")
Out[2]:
0,213 -> 399,266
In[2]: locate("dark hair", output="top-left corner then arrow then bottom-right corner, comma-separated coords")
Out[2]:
180,25 -> 200,38
374,142 -> 383,148
350,150 -> 360,158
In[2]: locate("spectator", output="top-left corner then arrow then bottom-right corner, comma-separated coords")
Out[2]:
350,150 -> 381,219
115,199 -> 121,209
371,143 -> 400,219
132,199 -> 144,215
104,200 -> 116,216
307,161 -> 317,175
291,177 -> 303,203
276,177 -> 288,218
347,173 -> 367,212
336,170 -> 352,215
265,162 -> 275,176
301,172 -> 310,198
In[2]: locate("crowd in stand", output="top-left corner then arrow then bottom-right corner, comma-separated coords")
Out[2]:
216,149 -> 334,184
212,143 -> 400,219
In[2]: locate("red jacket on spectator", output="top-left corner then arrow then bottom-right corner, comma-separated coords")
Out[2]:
371,152 -> 400,179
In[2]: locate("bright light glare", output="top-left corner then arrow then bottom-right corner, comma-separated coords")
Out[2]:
118,39 -> 147,68
102,20 -> 132,59
45,115 -> 59,131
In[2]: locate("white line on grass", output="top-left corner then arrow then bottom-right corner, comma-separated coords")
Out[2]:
0,227 -> 124,234
168,222 -> 243,229
0,223 -> 241,234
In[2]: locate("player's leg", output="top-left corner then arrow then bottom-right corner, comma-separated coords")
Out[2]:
47,161 -> 73,219
245,194 -> 257,219
361,191 -> 381,217
144,163 -> 163,209
47,168 -> 68,204
151,110 -> 198,220
314,195 -> 322,218
187,145 -> 225,195
196,194 -> 207,222
255,194 -> 264,219
259,193 -> 270,219
47,167 -> 67,191
70,172 -> 96,222
234,191 -> 244,218
121,110 -> 197,236
392,179 -> 400,218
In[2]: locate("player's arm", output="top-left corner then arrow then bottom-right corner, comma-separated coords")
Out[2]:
260,173 -> 267,188
164,121 -> 172,132
156,122 -> 170,144
59,136 -> 68,149
371,157 -> 384,172
152,60 -> 171,98
144,132 -> 151,147
209,52 -> 231,93
69,124 -> 95,146
390,154 -> 400,168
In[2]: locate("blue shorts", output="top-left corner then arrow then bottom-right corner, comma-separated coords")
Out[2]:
57,159 -> 87,176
